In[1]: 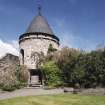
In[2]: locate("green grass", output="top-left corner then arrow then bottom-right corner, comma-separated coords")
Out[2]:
0,94 -> 105,105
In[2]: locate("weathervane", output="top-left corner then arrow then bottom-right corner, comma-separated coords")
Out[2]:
37,0 -> 42,15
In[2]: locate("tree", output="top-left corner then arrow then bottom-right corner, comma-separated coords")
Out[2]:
54,47 -> 80,86
42,61 -> 62,87
42,47 -> 105,88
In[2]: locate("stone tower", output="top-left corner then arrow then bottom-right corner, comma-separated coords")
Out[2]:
19,8 -> 60,86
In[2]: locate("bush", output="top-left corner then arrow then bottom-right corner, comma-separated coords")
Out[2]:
1,81 -> 27,92
13,82 -> 26,89
42,61 -> 63,87
1,85 -> 16,92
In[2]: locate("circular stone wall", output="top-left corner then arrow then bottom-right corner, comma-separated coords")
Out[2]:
19,34 -> 59,69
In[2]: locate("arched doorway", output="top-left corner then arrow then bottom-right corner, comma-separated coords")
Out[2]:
29,69 -> 43,86
20,49 -> 24,65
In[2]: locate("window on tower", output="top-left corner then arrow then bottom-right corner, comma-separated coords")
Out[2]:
20,49 -> 24,65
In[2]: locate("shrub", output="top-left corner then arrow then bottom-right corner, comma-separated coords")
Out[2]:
15,65 -> 29,83
47,44 -> 57,54
1,85 -> 16,92
1,81 -> 27,92
42,61 -> 63,87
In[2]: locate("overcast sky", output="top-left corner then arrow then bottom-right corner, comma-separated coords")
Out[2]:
0,0 -> 105,57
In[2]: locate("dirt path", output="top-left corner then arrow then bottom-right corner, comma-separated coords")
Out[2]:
0,88 -> 63,100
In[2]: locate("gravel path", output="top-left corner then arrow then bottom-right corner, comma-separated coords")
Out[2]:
0,88 -> 64,100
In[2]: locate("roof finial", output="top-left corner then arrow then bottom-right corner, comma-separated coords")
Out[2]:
37,0 -> 42,15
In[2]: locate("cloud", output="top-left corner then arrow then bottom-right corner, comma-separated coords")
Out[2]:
52,18 -> 77,48
52,18 -> 96,51
60,32 -> 96,51
60,32 -> 74,48
0,39 -> 19,58
10,40 -> 19,51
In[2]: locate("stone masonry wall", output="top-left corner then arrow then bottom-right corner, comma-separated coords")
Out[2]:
19,34 -> 59,69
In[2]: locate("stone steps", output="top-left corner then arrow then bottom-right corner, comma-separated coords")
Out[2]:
25,85 -> 43,89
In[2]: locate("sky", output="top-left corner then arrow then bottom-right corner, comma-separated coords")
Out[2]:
0,0 -> 105,57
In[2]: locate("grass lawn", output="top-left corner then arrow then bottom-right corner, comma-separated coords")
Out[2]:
0,94 -> 105,105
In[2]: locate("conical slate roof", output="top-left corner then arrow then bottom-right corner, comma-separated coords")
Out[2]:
26,14 -> 54,35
